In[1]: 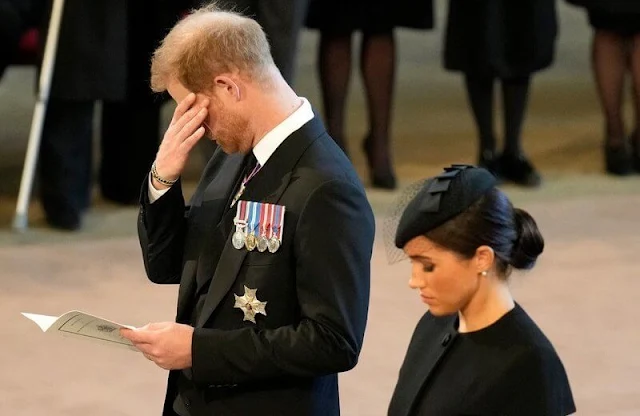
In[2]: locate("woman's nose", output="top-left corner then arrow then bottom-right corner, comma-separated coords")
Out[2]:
408,272 -> 423,290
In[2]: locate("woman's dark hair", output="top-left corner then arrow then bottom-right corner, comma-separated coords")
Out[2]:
425,188 -> 544,277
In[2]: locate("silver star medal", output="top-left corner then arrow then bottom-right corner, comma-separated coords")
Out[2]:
233,286 -> 267,324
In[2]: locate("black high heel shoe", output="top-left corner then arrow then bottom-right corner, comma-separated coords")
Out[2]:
498,153 -> 542,188
604,140 -> 632,176
363,135 -> 397,190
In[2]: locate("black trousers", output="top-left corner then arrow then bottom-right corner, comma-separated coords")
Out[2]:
38,97 -> 161,220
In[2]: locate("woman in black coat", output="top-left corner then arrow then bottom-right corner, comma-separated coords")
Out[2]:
306,0 -> 433,190
387,164 -> 575,416
443,0 -> 557,187
566,1 -> 640,175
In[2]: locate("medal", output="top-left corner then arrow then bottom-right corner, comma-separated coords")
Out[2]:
233,286 -> 267,324
232,231 -> 246,250
267,204 -> 285,253
267,237 -> 280,253
245,201 -> 259,251
257,203 -> 271,253
232,200 -> 248,250
257,236 -> 269,252
245,234 -> 257,251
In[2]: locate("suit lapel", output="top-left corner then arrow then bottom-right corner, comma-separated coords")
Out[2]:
176,149 -> 246,321
195,116 -> 325,327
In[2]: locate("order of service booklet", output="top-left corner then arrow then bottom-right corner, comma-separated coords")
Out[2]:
22,310 -> 138,352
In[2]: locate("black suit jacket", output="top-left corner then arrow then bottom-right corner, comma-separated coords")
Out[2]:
138,116 -> 375,416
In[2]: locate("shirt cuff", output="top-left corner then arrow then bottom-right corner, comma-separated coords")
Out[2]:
148,174 -> 170,203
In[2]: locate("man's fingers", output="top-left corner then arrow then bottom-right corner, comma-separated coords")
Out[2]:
135,342 -> 157,356
180,126 -> 206,153
174,106 -> 208,142
170,93 -> 196,125
179,107 -> 208,139
120,327 -> 154,344
166,106 -> 199,140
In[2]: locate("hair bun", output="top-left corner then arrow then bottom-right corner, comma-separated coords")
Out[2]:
510,208 -> 544,270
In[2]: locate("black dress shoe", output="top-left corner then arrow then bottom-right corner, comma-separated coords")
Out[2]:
371,172 -> 397,189
363,135 -> 397,190
46,213 -> 82,231
498,153 -> 542,188
604,141 -> 633,176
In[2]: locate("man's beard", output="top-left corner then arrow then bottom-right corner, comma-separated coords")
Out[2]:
211,111 -> 250,153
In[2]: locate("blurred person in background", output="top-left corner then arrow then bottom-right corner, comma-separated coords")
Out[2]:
197,0 -> 309,85
37,0 -> 183,230
305,0 -> 434,190
567,0 -> 640,176
100,1 -> 184,205
36,0 -> 126,230
443,0 -> 557,188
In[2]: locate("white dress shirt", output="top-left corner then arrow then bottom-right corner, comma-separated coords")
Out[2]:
148,97 -> 314,203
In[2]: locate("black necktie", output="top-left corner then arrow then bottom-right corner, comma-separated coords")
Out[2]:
244,152 -> 257,175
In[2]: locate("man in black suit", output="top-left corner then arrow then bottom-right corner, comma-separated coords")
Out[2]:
121,5 -> 375,416
35,0 -> 183,229
37,0 -> 127,230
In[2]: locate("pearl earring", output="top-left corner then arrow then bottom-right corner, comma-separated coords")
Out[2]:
480,271 -> 488,276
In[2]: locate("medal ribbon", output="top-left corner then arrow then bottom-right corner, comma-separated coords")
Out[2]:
247,201 -> 260,236
234,200 -> 248,229
242,162 -> 262,188
259,203 -> 270,237
230,155 -> 262,208
276,205 -> 285,241
272,204 -> 285,241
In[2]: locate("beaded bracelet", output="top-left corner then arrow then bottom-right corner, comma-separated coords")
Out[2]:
151,161 -> 178,186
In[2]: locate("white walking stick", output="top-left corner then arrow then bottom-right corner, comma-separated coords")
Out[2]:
13,0 -> 66,231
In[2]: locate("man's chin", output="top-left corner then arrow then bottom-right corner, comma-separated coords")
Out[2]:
214,141 -> 234,154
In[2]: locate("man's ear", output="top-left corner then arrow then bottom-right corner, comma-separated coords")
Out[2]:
214,75 -> 241,101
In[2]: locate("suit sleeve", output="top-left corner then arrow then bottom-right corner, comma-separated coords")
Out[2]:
190,179 -> 375,385
137,177 -> 188,284
496,347 -> 576,416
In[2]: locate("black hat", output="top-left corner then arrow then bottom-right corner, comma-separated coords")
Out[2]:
394,164 -> 497,248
